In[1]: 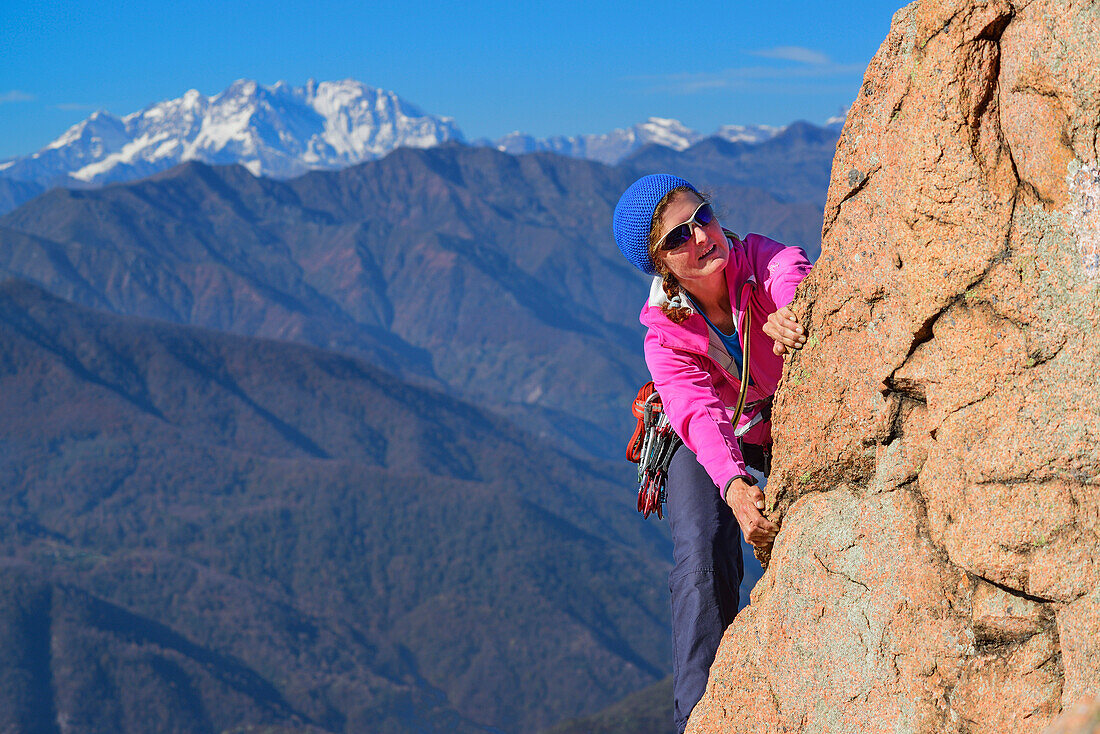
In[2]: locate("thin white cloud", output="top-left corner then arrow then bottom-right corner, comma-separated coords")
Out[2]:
634,62 -> 865,94
750,46 -> 833,65
0,90 -> 35,104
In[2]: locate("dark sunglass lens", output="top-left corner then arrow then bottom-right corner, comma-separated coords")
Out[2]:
695,203 -> 714,225
662,224 -> 692,250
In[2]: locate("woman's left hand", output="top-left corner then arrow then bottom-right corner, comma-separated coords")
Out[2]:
763,306 -> 806,356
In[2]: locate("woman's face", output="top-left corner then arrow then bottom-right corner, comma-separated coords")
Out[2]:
654,191 -> 729,287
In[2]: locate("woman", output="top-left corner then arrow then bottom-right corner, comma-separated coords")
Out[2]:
613,174 -> 812,732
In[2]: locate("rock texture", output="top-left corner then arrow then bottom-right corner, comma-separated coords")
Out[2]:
689,0 -> 1099,731
1042,693 -> 1100,734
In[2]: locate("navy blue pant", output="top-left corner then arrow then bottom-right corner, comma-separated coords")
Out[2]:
666,446 -> 744,734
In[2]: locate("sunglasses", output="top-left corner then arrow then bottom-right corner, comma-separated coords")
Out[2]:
657,201 -> 715,252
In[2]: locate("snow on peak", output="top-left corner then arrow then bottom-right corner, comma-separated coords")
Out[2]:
714,124 -> 783,144
7,79 -> 466,186
489,117 -> 770,164
634,117 -> 701,151
2,79 -> 843,187
486,114 -> 846,164
486,117 -> 703,165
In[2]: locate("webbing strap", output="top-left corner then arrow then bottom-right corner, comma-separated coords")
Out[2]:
700,278 -> 757,432
731,304 -> 752,423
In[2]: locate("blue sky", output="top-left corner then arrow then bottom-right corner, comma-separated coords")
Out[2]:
0,0 -> 905,159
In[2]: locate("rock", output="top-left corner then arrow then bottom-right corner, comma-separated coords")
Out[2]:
1058,588 -> 1100,706
689,0 -> 1099,731
1043,693 -> 1100,734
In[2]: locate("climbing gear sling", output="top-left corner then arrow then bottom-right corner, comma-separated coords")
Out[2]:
627,381 -> 681,519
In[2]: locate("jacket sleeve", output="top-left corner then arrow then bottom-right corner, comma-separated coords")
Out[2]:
644,329 -> 749,498
744,234 -> 813,311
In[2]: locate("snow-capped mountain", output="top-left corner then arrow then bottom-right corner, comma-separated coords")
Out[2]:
0,79 -> 465,186
714,124 -> 783,144
0,77 -> 848,195
487,117 -> 788,164
488,117 -> 705,165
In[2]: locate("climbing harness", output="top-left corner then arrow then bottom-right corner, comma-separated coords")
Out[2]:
626,381 -> 682,519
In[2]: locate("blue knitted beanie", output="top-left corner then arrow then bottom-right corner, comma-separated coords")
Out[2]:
613,174 -> 697,275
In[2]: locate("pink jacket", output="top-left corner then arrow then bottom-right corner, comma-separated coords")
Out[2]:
640,232 -> 812,497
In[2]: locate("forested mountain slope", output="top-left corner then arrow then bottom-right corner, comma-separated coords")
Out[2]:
0,279 -> 671,732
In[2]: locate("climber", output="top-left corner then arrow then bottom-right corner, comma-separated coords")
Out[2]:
613,174 -> 812,733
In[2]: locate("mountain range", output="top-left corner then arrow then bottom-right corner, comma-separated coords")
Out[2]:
0,91 -> 837,732
0,278 -> 673,733
0,78 -> 843,204
0,79 -> 464,188
484,117 -> 785,164
0,147 -> 644,459
0,137 -> 837,461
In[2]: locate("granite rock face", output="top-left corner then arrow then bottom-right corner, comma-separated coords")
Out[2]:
688,0 -> 1099,731
1042,693 -> 1100,734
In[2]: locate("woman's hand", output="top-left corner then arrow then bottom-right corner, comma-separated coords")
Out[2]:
724,477 -> 779,548
763,306 -> 806,356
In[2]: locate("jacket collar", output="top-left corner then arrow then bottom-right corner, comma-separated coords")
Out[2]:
645,274 -> 691,313
640,231 -> 756,355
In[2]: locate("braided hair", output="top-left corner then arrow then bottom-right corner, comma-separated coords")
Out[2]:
647,186 -> 708,324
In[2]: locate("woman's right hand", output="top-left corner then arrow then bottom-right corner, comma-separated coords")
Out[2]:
725,477 -> 779,548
